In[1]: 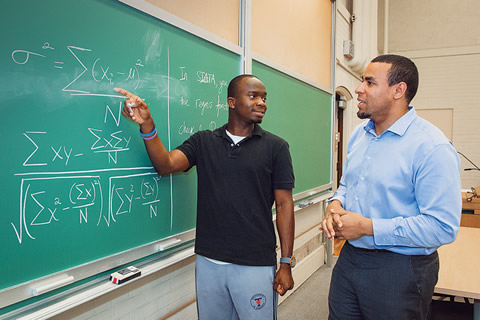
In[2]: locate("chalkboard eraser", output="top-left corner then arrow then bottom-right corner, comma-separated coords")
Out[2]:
110,266 -> 141,285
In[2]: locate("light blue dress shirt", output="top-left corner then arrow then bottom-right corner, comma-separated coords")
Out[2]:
332,107 -> 462,255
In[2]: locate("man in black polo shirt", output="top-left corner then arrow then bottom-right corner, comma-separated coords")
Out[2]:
115,74 -> 295,319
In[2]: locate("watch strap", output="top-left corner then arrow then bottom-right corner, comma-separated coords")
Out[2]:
279,256 -> 296,268
279,257 -> 291,264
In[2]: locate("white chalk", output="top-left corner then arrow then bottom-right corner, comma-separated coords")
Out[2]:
31,275 -> 75,296
157,238 -> 182,251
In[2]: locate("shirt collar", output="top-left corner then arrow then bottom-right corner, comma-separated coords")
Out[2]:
364,106 -> 417,136
214,124 -> 264,139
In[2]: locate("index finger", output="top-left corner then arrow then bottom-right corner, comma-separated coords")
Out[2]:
114,88 -> 144,106
114,87 -> 134,98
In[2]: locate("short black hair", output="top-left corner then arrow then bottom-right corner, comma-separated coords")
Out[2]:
371,54 -> 419,103
227,74 -> 260,98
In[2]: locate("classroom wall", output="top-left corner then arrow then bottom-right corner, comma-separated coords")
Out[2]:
388,0 -> 480,189
387,0 -> 480,53
334,1 -> 377,171
335,0 -> 480,191
252,0 -> 332,87
144,0 -> 239,45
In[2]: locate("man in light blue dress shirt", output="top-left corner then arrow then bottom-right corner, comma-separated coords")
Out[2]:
321,55 -> 461,320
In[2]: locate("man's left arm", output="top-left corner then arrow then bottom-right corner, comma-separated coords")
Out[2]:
372,144 -> 462,248
335,144 -> 462,248
273,188 -> 295,296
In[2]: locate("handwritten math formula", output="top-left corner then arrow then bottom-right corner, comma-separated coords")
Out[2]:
7,38 -> 230,244
11,174 -> 164,244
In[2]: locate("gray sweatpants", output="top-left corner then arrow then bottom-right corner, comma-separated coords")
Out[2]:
195,255 -> 278,320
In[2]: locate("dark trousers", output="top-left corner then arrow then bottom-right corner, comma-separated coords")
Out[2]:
328,241 -> 439,320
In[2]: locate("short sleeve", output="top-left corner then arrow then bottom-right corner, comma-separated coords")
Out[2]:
176,132 -> 201,171
272,141 -> 295,190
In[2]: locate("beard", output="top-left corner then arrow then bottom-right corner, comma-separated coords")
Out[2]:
357,111 -> 371,119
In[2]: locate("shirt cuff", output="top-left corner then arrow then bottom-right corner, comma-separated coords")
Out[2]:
329,195 -> 345,206
372,218 -> 396,246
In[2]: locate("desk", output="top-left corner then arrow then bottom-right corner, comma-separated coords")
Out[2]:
462,191 -> 480,210
461,191 -> 480,227
435,227 -> 480,319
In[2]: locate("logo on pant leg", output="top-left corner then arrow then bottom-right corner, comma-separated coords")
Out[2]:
250,294 -> 267,310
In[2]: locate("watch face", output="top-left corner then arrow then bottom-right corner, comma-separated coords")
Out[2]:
290,256 -> 296,267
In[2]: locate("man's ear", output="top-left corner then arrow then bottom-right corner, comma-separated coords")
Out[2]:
393,82 -> 407,100
227,97 -> 235,109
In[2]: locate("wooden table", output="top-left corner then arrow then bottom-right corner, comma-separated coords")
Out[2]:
435,227 -> 480,319
462,190 -> 480,214
461,190 -> 480,228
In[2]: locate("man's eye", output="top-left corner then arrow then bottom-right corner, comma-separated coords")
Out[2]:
262,97 -> 267,102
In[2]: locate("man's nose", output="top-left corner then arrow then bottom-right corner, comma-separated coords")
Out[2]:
355,83 -> 364,94
257,98 -> 266,107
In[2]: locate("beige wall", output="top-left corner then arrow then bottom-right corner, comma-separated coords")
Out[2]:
146,0 -> 239,45
415,108 -> 453,141
387,0 -> 480,189
334,1 -> 370,170
410,53 -> 480,188
252,0 -> 332,87
335,0 -> 480,189
388,0 -> 480,52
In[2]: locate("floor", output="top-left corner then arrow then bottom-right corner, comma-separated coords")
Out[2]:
277,257 -> 335,320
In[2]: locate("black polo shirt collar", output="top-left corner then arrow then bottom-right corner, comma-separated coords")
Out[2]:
213,124 -> 265,142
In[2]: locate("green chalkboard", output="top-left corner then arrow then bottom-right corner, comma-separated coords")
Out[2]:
253,61 -> 332,198
0,0 -> 239,304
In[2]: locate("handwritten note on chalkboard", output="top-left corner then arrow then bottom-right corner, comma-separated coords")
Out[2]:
0,0 -> 240,298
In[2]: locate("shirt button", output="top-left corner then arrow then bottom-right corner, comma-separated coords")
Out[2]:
230,143 -> 234,146
360,176 -> 365,181
366,156 -> 371,160
354,196 -> 359,201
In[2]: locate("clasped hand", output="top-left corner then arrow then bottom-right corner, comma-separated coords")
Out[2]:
319,200 -> 372,240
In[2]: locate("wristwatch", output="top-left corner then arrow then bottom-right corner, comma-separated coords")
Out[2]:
279,256 -> 296,268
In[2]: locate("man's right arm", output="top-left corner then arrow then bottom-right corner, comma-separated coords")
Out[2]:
140,118 -> 190,175
115,88 -> 190,175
